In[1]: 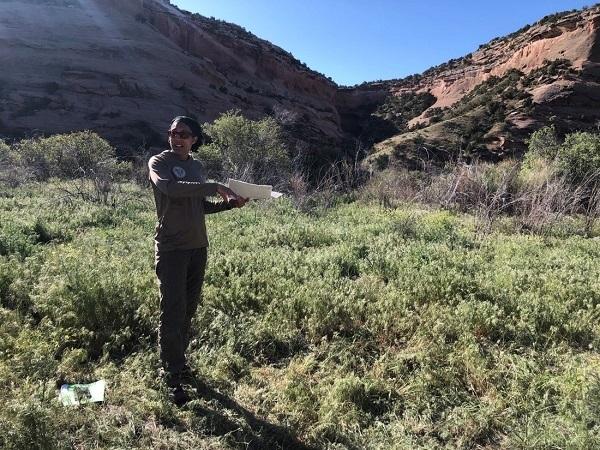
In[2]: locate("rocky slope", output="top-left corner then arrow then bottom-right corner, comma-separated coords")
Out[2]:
0,0 -> 342,161
340,5 -> 600,168
1,1 -> 600,169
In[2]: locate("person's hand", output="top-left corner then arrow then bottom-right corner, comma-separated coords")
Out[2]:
216,185 -> 248,208
228,195 -> 248,208
216,184 -> 236,202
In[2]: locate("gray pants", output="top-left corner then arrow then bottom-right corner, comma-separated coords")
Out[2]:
155,247 -> 207,380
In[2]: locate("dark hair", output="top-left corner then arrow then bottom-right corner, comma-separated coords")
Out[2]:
170,116 -> 203,151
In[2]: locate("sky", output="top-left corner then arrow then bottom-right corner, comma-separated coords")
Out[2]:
171,1 -> 595,86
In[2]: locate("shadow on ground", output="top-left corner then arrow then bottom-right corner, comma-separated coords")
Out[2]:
183,375 -> 318,450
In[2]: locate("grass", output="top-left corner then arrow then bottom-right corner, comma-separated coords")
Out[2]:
0,180 -> 599,449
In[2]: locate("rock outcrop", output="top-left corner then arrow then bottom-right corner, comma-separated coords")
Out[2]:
2,0 -> 600,168
0,0 -> 342,159
342,6 -> 600,167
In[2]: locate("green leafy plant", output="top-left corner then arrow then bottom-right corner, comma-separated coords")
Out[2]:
200,110 -> 291,185
11,131 -> 118,180
1,124 -> 600,448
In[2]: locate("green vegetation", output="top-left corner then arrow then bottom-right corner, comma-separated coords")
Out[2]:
521,59 -> 577,88
200,109 -> 291,185
525,125 -> 600,183
2,131 -> 124,183
1,180 -> 600,449
371,58 -> 579,164
525,125 -> 562,162
374,92 -> 436,133
561,132 -> 600,182
446,69 -> 527,121
358,92 -> 437,146
1,129 -> 599,449
434,67 -> 537,153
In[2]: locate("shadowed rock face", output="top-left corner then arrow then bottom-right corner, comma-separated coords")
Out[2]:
0,0 -> 342,156
1,0 -> 599,166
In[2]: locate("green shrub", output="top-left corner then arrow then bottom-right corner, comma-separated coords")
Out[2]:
0,401 -> 64,450
0,140 -> 32,187
519,150 -> 560,188
30,230 -> 156,359
0,139 -> 11,159
559,131 -> 600,182
525,126 -> 600,183
200,110 -> 291,185
524,125 -> 559,164
11,131 -> 118,180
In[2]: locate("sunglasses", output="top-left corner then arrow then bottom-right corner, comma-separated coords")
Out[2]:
168,130 -> 194,139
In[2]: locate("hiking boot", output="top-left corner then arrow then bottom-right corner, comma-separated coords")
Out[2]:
180,364 -> 195,383
168,384 -> 189,407
180,365 -> 211,397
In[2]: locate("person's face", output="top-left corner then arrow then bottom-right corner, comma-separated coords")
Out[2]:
168,121 -> 198,160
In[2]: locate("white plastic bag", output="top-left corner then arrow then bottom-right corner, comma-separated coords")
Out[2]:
59,380 -> 106,406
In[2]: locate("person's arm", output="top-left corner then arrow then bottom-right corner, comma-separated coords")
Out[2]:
204,195 -> 249,214
203,199 -> 232,214
148,156 -> 219,198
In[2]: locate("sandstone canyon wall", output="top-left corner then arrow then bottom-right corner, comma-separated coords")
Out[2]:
2,0 -> 600,167
338,6 -> 600,165
0,0 -> 343,157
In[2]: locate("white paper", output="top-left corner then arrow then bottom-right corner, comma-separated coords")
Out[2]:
227,178 -> 282,200
59,380 -> 106,406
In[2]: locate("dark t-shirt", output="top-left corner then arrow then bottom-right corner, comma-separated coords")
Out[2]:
148,150 -> 228,252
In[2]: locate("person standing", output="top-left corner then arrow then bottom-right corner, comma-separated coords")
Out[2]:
148,116 -> 247,405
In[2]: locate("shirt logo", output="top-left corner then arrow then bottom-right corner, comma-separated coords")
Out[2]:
172,166 -> 186,179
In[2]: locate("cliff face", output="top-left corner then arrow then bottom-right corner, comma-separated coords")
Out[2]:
342,6 -> 600,167
409,12 -> 598,111
0,0 -> 342,157
2,1 -> 600,167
